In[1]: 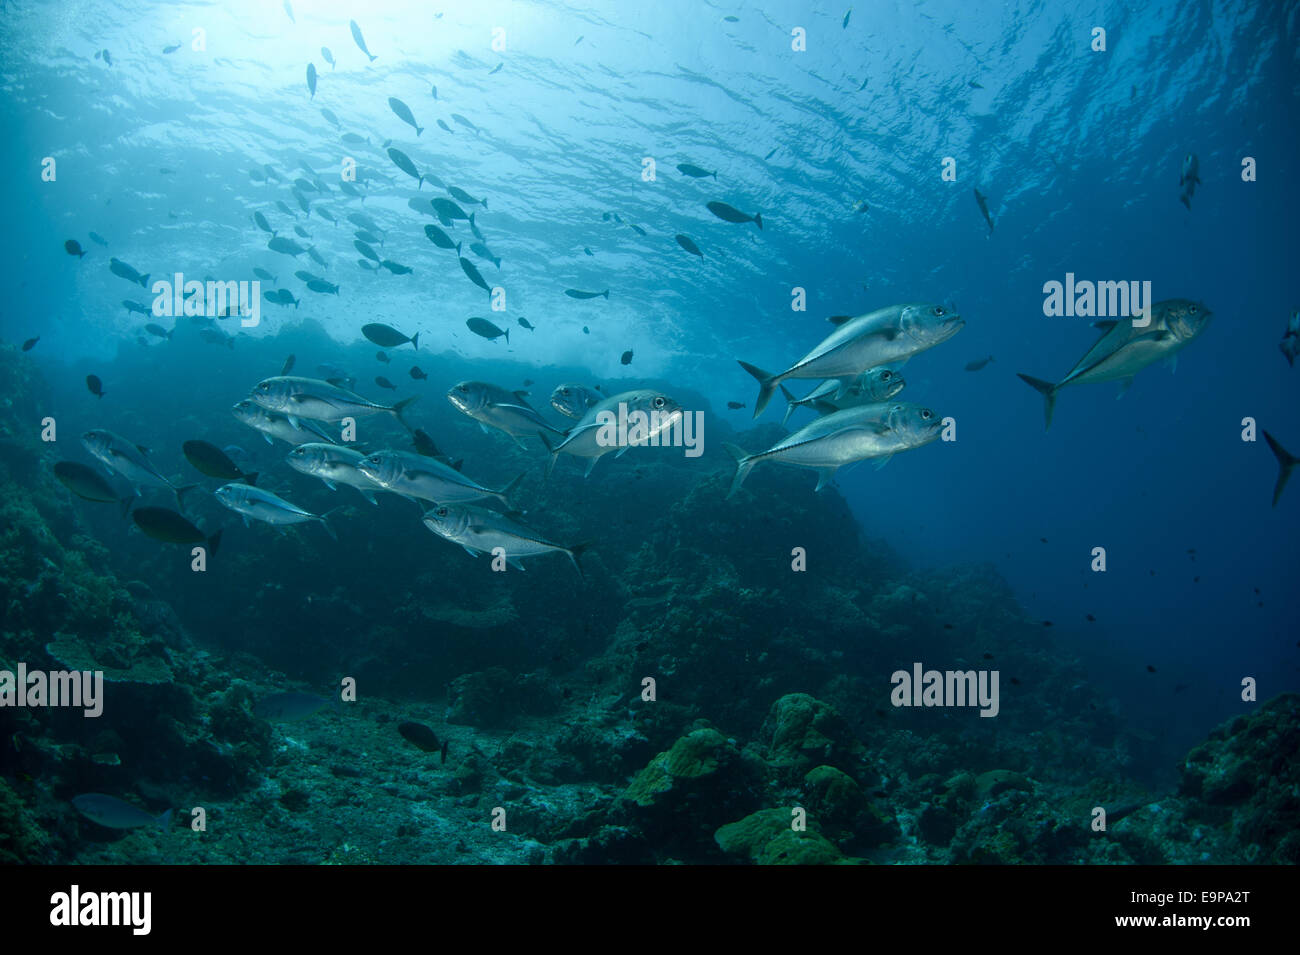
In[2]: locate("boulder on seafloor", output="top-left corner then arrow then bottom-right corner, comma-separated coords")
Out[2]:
714,808 -> 848,865
1178,692 -> 1300,864
802,764 -> 895,848
757,693 -> 865,779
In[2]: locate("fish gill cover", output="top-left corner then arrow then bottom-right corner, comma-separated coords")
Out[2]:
0,0 -> 1295,879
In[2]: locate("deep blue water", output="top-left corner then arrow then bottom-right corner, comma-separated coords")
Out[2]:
0,0 -> 1296,864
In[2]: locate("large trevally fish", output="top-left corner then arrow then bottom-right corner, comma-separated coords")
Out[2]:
540,390 -> 683,478
81,430 -> 195,506
250,376 -> 417,427
422,503 -> 589,576
214,483 -> 336,538
779,367 -> 906,426
1017,298 -> 1212,429
725,401 -> 944,497
738,303 -> 963,418
357,450 -> 521,506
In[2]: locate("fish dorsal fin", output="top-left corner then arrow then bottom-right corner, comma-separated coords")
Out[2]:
1092,320 -> 1120,331
451,459 -> 464,472
827,315 -> 854,326
326,377 -> 349,387
513,390 -> 531,401
135,445 -> 151,456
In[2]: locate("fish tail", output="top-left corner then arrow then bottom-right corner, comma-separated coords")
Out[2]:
566,541 -> 592,579
390,395 -> 419,430
118,496 -> 134,519
738,360 -> 779,418
316,514 -> 338,541
411,331 -> 420,351
141,273 -> 150,288
539,433 -> 559,480
1016,373 -> 1058,430
1264,431 -> 1298,507
753,213 -> 762,230
206,529 -> 223,556
504,328 -> 510,344
602,290 -> 609,299
416,126 -> 424,135
1180,194 -> 1191,210
779,384 -> 799,427
368,54 -> 377,63
243,472 -> 259,486
482,198 -> 488,209
495,472 -> 527,508
724,443 -> 755,498
174,484 -> 199,510
156,808 -> 173,834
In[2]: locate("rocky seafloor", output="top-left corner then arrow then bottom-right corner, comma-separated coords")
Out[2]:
0,337 -> 1295,866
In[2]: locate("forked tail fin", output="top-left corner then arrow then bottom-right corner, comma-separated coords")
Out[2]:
1016,373 -> 1058,431
738,360 -> 780,418
724,443 -> 756,499
1264,431 -> 1298,507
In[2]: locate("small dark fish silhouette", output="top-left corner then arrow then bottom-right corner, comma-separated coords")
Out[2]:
565,288 -> 609,300
409,366 -> 428,380
86,374 -> 105,398
489,63 -> 502,75
582,326 -> 590,335
676,234 -> 703,258
350,19 -> 377,62
22,337 -> 39,351
584,247 -> 593,256
706,201 -> 762,229
65,239 -> 86,258
843,9 -> 851,28
974,187 -> 994,233
281,354 -> 296,376
969,80 -> 984,89
1146,664 -> 1157,673
163,43 -> 180,54
466,317 -> 509,342
518,317 -> 535,331
412,429 -> 441,458
523,379 -> 534,386
362,323 -> 419,350
1086,614 -> 1096,621
726,401 -> 745,409
375,376 -> 397,390
376,351 -> 390,364
620,350 -> 633,365
398,721 -> 441,752
964,355 -> 994,371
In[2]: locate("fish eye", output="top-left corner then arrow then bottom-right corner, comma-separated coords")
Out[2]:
653,396 -> 666,408
560,388 -> 571,395
436,507 -> 447,517
921,409 -> 933,419
880,371 -> 892,380
933,306 -> 946,316
1189,305 -> 1198,314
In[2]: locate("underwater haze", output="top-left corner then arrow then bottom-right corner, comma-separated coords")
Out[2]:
0,0 -> 1297,866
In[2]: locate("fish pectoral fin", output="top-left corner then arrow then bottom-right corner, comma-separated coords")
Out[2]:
357,489 -> 378,505
135,444 -> 152,456
873,454 -> 894,471
324,479 -> 338,490
614,446 -> 632,459
1167,355 -> 1178,374
287,415 -> 301,428
813,468 -> 838,492
1115,377 -> 1135,399
460,545 -> 479,558
827,315 -> 854,326
263,434 -> 274,445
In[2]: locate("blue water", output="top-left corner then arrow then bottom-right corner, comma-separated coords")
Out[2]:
0,0 -> 1296,863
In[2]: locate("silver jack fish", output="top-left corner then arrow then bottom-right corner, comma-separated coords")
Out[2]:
1016,298 -> 1212,429
539,390 -> 683,478
250,376 -> 417,428
286,443 -> 385,504
232,400 -> 337,446
422,503 -> 589,576
357,450 -> 522,506
739,303 -> 963,417
214,483 -> 336,539
725,402 -> 944,497
81,430 -> 195,506
779,368 -> 906,426
446,381 -> 567,446
550,383 -> 603,419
